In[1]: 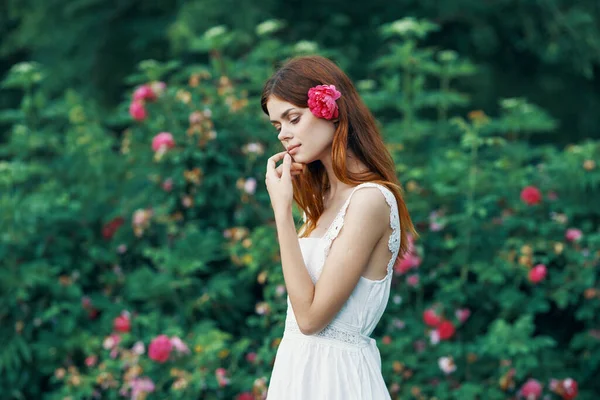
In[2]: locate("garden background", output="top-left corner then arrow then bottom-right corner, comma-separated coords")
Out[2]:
1,1 -> 599,399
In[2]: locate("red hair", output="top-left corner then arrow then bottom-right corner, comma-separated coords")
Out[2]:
261,55 -> 417,258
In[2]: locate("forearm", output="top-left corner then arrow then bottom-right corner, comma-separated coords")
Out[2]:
275,211 -> 315,330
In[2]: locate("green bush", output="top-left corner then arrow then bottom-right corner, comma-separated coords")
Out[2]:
1,19 -> 599,400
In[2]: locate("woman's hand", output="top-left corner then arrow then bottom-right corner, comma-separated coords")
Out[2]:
265,151 -> 305,217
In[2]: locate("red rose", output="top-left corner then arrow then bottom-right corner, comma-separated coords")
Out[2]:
520,186 -> 542,205
102,216 -> 124,240
148,334 -> 172,363
423,309 -> 442,327
437,320 -> 456,340
236,392 -> 254,400
113,314 -> 131,333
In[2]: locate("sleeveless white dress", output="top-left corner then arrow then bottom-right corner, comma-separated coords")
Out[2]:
266,182 -> 401,400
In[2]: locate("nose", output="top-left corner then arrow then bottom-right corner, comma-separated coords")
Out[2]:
277,127 -> 292,142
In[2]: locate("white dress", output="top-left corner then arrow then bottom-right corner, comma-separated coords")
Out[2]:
266,182 -> 401,400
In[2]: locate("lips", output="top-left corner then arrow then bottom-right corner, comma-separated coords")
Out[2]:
287,144 -> 301,152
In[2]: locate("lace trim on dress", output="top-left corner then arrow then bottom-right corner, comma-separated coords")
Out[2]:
318,183 -> 401,279
284,317 -> 366,345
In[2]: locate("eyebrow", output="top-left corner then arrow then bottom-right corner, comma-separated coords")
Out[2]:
269,108 -> 296,123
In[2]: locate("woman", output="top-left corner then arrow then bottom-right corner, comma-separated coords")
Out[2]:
262,55 -> 416,399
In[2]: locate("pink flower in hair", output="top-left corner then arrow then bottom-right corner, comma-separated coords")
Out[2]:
307,84 -> 341,120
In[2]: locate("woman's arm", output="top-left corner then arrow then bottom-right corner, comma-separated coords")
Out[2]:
275,187 -> 390,335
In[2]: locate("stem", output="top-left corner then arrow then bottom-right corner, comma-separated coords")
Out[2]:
461,128 -> 478,282
402,53 -> 413,134
438,64 -> 449,124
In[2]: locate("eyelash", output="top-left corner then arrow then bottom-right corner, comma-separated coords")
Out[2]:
276,117 -> 300,132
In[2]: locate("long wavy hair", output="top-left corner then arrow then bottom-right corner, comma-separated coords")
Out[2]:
260,55 -> 417,259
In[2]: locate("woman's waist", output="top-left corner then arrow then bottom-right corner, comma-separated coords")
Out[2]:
283,317 -> 374,349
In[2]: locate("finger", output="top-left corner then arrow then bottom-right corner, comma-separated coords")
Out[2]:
281,153 -> 292,180
266,151 -> 288,179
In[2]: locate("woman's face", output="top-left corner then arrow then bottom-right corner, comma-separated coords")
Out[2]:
266,96 -> 336,164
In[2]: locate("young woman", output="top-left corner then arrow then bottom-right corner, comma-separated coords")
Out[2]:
262,55 -> 416,399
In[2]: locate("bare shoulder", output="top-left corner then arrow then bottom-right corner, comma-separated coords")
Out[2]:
344,185 -> 393,230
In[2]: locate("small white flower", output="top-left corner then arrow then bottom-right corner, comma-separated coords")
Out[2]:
256,20 -> 284,36
244,178 -> 257,195
429,329 -> 440,345
204,26 -> 227,39
438,356 -> 456,374
389,18 -> 419,35
294,40 -> 318,53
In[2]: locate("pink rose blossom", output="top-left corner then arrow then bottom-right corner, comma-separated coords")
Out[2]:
130,377 -> 155,400
520,378 -> 542,400
133,85 -> 156,102
520,186 -> 542,205
394,254 -> 421,275
565,228 -> 583,242
85,355 -> 97,367
423,309 -> 442,327
148,334 -> 172,363
132,341 -> 145,355
215,368 -> 230,387
152,132 -> 175,152
529,264 -> 547,284
129,101 -> 147,121
307,84 -> 341,120
170,336 -> 190,354
162,178 -> 173,192
406,274 -> 420,287
246,352 -> 257,363
113,312 -> 131,333
103,333 -> 120,350
236,393 -> 254,400
455,308 -> 471,323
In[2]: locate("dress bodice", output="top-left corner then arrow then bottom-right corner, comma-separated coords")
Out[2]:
283,182 -> 401,342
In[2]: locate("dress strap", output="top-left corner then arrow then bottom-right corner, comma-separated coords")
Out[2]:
320,182 -> 401,276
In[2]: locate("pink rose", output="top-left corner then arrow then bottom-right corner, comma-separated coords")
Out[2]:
423,309 -> 442,327
170,336 -> 190,354
113,313 -> 131,333
129,101 -> 147,121
152,132 -> 175,152
307,84 -> 341,120
520,378 -> 542,400
394,254 -> 421,274
245,352 -> 257,363
85,355 -> 97,367
455,308 -> 471,323
215,368 -> 230,387
529,264 -> 547,284
133,84 -> 156,102
130,377 -> 155,400
406,274 -> 419,287
148,334 -> 172,363
565,228 -> 582,242
520,186 -> 542,205
162,178 -> 173,192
